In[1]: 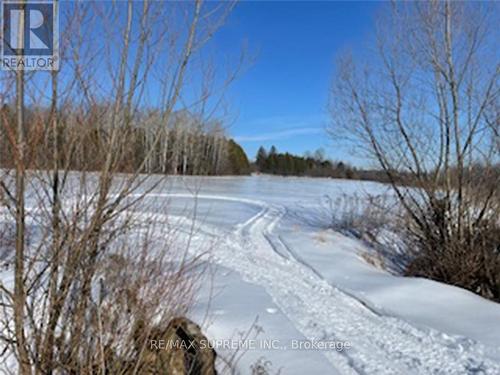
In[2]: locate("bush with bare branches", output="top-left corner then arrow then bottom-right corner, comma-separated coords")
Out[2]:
330,1 -> 500,301
0,1 -> 242,373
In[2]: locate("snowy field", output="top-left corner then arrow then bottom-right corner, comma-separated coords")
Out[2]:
138,175 -> 500,374
2,174 -> 500,374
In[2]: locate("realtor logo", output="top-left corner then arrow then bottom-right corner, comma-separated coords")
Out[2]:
1,0 -> 59,70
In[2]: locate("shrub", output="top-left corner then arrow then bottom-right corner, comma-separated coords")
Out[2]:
405,199 -> 500,302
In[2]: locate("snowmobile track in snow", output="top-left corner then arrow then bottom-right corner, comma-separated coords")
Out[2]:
228,201 -> 500,374
136,193 -> 500,374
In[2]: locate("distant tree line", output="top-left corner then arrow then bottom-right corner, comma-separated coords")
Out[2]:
254,145 -> 404,182
0,105 -> 250,176
256,146 -> 332,177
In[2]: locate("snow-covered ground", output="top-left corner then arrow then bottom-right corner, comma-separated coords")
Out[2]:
140,175 -> 500,374
2,174 -> 500,374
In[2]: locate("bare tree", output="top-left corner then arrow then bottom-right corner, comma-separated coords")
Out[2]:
13,6 -> 30,373
329,1 -> 500,300
0,1 -> 242,373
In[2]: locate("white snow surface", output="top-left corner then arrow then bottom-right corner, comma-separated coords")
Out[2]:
3,174 -> 500,374
138,175 -> 500,374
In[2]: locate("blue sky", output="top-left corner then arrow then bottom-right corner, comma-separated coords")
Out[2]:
211,1 -> 381,162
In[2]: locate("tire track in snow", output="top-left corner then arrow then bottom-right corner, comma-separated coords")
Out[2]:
133,193 -> 500,374
211,199 -> 500,374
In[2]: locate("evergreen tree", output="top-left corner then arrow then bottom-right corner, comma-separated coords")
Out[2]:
227,139 -> 250,175
269,145 -> 277,156
267,145 -> 278,172
256,146 -> 267,171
